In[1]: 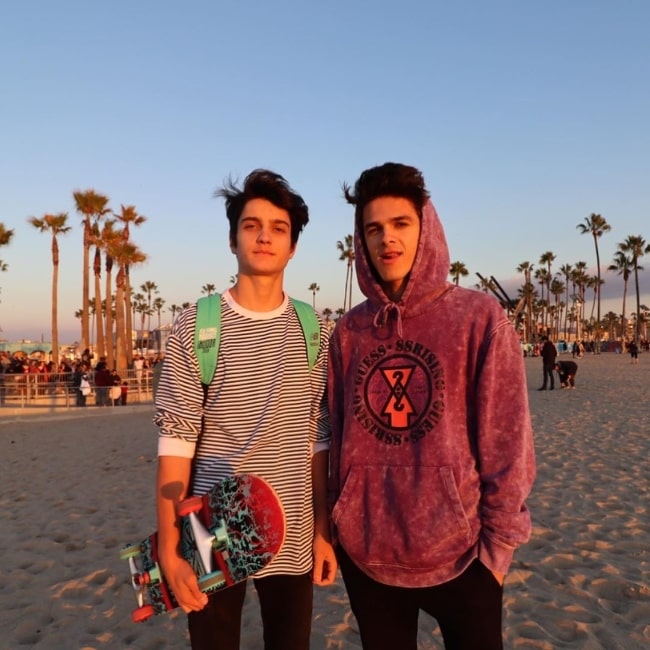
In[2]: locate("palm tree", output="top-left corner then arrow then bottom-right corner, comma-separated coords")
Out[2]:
607,250 -> 633,341
27,213 -> 71,365
557,264 -> 573,340
335,307 -> 345,321
449,261 -> 469,286
337,235 -> 355,311
132,292 -> 145,337
99,220 -> 122,369
201,283 -> 216,295
140,281 -> 159,349
517,281 -> 538,342
538,251 -> 556,334
135,296 -> 149,351
321,307 -> 333,322
168,304 -> 181,324
0,223 -> 14,272
619,235 -> 650,345
308,282 -> 320,309
73,189 -> 111,351
549,277 -> 565,339
517,261 -> 535,342
114,204 -> 147,366
88,223 -> 107,360
109,241 -> 147,370
474,275 -> 496,294
153,296 -> 166,353
577,213 -> 611,333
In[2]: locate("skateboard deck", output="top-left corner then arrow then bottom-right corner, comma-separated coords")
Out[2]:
120,474 -> 286,623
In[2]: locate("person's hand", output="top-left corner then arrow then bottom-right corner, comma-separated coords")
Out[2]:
159,551 -> 209,613
312,533 -> 337,586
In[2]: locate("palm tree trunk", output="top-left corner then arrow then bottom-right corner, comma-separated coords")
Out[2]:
125,267 -> 134,367
51,238 -> 60,366
105,265 -> 115,369
595,239 -> 602,327
82,226 -> 91,350
621,280 -> 628,341
348,263 -> 354,311
634,266 -> 641,344
94,249 -> 105,359
115,268 -> 128,371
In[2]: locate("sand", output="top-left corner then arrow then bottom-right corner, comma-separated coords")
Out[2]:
1,352 -> 648,649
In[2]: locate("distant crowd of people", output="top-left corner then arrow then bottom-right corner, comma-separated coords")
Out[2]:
0,349 -> 164,406
521,337 -> 648,359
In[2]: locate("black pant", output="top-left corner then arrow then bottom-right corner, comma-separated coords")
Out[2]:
188,572 -> 312,650
337,548 -> 503,650
541,363 -> 555,389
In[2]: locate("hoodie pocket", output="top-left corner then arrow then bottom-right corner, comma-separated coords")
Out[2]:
332,464 -> 473,572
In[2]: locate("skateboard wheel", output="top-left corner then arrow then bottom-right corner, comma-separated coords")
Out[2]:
119,544 -> 141,560
132,604 -> 156,623
178,495 -> 203,517
134,572 -> 152,587
198,570 -> 226,593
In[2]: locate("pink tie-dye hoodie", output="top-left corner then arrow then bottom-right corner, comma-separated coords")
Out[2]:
328,200 -> 536,587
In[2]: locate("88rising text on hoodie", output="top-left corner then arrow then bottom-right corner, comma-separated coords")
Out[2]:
352,339 -> 445,446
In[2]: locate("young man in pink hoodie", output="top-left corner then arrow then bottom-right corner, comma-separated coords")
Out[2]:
328,163 -> 535,650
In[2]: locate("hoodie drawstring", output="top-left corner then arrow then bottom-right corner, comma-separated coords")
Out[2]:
372,302 -> 404,338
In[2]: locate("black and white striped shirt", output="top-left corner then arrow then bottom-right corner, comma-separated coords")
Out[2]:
154,290 -> 330,577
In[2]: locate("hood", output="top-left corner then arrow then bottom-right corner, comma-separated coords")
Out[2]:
354,199 -> 452,331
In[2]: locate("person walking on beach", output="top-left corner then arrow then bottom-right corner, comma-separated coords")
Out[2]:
538,335 -> 557,390
327,162 -> 535,650
154,169 -> 336,650
627,340 -> 639,363
555,359 -> 578,388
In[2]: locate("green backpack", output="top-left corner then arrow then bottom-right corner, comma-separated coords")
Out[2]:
194,293 -> 320,385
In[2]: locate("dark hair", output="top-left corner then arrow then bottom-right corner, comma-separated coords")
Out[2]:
215,169 -> 309,247
343,162 -> 430,230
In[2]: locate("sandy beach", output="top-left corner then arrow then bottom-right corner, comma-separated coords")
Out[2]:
1,352 -> 648,649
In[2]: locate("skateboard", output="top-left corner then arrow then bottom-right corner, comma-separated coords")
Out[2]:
120,474 -> 286,623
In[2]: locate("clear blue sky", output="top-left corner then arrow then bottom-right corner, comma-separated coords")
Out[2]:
1,0 -> 649,343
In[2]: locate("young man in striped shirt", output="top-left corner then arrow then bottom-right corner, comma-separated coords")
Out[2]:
154,169 -> 336,650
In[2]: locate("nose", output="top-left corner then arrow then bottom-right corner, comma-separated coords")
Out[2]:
257,226 -> 271,243
380,226 -> 396,244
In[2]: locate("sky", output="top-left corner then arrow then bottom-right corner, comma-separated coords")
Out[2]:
1,0 -> 649,343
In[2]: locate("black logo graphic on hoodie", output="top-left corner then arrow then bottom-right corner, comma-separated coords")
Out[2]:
353,341 -> 445,445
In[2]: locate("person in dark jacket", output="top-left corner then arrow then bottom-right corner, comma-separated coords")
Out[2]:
555,360 -> 578,388
328,163 -> 535,650
538,336 -> 558,390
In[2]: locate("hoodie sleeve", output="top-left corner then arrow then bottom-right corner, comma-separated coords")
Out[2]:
475,318 -> 536,575
309,318 -> 331,454
326,324 -> 345,512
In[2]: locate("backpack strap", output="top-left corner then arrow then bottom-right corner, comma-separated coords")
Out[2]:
194,293 -> 221,386
289,298 -> 320,371
194,294 -> 320,387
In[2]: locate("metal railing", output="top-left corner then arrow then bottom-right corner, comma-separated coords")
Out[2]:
0,368 -> 156,409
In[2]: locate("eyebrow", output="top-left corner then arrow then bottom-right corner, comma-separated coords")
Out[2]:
240,216 -> 290,227
364,214 -> 416,228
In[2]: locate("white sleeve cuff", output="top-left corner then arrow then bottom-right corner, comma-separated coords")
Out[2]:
312,440 -> 330,455
157,436 -> 196,459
